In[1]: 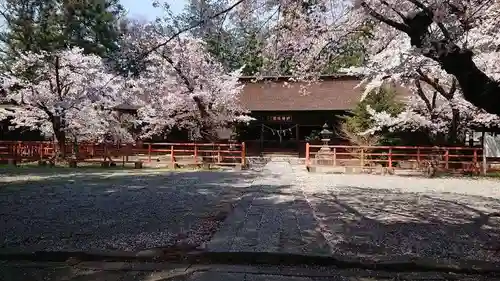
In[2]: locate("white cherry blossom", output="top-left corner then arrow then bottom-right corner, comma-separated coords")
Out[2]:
0,48 -> 130,151
120,23 -> 253,140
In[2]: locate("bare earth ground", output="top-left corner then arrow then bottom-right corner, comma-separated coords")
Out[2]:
1,161 -> 500,270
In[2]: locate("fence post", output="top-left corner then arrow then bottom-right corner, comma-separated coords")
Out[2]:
194,143 -> 198,164
388,148 -> 393,168
148,143 -> 152,163
170,145 -> 175,168
473,148 -> 478,174
417,148 -> 421,168
445,149 -> 449,169
241,142 -> 246,166
360,149 -> 364,167
305,143 -> 310,167
217,144 -> 221,164
333,147 -> 337,166
18,142 -> 21,161
482,148 -> 487,175
39,143 -> 43,161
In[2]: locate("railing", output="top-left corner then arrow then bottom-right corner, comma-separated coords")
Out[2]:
0,141 -> 246,167
305,143 -> 498,174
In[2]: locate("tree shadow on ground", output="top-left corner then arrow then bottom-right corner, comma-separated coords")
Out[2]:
3,261 -> 482,281
0,168 -> 261,252
304,185 -> 500,266
0,261 -> 154,281
2,165 -> 500,275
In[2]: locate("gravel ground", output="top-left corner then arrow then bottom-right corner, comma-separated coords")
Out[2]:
2,161 -> 500,268
292,164 -> 500,264
1,261 -> 486,281
0,168 -> 256,252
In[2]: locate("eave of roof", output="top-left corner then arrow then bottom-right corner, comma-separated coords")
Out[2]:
238,73 -> 363,82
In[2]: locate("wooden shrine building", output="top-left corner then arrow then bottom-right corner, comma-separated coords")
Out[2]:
0,74 -> 369,155
237,75 -> 366,156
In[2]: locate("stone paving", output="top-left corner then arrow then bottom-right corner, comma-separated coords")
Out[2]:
207,161 -> 331,255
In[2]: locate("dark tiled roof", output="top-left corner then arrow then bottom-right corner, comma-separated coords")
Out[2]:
239,76 -> 367,111
114,103 -> 141,111
0,76 -> 404,113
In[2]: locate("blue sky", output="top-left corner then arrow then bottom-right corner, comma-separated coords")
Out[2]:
120,0 -> 186,20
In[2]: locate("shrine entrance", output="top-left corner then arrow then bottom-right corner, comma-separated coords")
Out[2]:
260,115 -> 299,152
239,110 -> 348,156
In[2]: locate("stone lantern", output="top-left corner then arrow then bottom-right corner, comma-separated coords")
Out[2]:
320,123 -> 332,144
319,123 -> 333,152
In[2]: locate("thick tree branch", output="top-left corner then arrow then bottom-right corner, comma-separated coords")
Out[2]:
414,79 -> 433,113
380,1 -> 406,21
359,2 -> 409,33
361,0 -> 500,115
160,53 -> 209,119
54,56 -> 63,101
431,91 -> 437,109
449,78 -> 457,96
416,68 -> 452,99
139,0 -> 245,61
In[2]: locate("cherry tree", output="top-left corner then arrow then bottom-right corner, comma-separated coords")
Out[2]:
147,0 -> 358,78
0,47 -> 130,157
144,1 -> 500,116
119,23 -> 253,141
350,0 -> 500,116
334,1 -> 500,143
363,92 -> 500,143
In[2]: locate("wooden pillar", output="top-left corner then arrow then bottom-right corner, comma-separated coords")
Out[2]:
260,123 -> 264,153
333,147 -> 337,166
170,145 -> 175,168
482,130 -> 487,175
444,149 -> 449,170
388,148 -> 393,168
305,143 -> 310,167
241,142 -> 246,166
148,143 -> 152,163
296,124 -> 300,151
417,147 -> 421,168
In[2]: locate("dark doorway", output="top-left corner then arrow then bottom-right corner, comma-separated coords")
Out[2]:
260,122 -> 299,152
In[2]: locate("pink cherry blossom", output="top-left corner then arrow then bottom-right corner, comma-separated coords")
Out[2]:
120,23 -> 253,139
0,48 -> 131,143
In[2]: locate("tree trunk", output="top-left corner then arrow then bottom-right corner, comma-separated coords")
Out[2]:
448,108 -> 460,145
54,129 -> 66,159
426,46 -> 500,116
51,116 -> 66,159
200,126 -> 218,142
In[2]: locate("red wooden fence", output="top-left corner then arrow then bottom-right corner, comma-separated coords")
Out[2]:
306,143 -> 499,174
0,141 -> 246,167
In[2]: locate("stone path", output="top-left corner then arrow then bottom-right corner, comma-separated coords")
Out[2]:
207,161 -> 331,256
208,159 -> 500,267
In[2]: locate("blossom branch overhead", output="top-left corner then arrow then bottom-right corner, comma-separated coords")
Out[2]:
120,22 -> 253,140
354,0 -> 500,115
